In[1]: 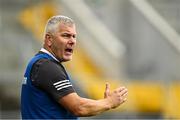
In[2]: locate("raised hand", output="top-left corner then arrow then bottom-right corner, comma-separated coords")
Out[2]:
104,83 -> 128,109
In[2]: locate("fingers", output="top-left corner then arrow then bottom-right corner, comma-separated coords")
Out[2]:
122,92 -> 128,97
105,85 -> 128,109
105,83 -> 110,92
120,88 -> 128,104
122,97 -> 127,104
113,86 -> 128,105
104,82 -> 110,98
116,86 -> 128,96
117,86 -> 125,92
120,88 -> 128,97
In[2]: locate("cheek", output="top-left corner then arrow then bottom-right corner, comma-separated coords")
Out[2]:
55,42 -> 66,54
52,37 -> 67,52
54,43 -> 63,52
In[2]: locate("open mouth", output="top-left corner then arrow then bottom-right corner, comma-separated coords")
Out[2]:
65,48 -> 73,54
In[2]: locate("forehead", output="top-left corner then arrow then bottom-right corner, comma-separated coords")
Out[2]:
57,23 -> 76,34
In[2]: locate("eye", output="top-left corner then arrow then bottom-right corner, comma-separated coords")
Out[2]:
61,33 -> 76,39
61,33 -> 71,38
72,34 -> 76,39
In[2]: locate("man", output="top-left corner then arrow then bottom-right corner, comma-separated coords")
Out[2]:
21,15 -> 128,119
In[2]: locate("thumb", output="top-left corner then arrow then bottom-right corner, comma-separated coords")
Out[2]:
104,82 -> 110,98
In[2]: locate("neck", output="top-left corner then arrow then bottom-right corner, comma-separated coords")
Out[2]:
42,45 -> 61,62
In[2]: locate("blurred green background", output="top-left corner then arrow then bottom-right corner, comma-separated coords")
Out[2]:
0,0 -> 180,119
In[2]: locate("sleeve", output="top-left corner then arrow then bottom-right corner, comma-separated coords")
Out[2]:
31,59 -> 75,102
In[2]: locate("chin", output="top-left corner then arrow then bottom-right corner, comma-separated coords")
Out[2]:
62,57 -> 72,62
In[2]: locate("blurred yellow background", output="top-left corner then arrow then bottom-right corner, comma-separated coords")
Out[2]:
0,0 -> 180,119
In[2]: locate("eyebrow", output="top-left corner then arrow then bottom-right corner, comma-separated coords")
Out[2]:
61,33 -> 76,38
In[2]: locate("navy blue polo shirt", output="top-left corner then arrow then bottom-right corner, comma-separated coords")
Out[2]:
21,52 -> 78,119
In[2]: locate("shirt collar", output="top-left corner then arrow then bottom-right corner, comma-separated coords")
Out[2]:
40,48 -> 60,62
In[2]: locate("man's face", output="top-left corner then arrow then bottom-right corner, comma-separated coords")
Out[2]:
49,23 -> 77,62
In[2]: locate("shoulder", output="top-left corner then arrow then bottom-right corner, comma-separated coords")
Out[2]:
31,59 -> 67,80
35,59 -> 64,72
30,58 -> 75,101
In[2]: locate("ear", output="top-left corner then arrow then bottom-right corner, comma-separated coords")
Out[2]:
45,33 -> 52,46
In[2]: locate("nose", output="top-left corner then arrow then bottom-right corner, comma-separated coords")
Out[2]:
68,37 -> 76,45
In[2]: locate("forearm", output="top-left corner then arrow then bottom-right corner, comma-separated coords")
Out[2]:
59,86 -> 128,117
76,97 -> 111,116
59,93 -> 112,117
